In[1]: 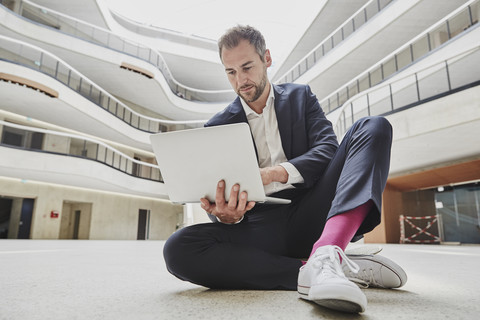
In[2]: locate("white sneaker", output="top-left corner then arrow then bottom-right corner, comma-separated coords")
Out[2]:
344,254 -> 408,289
297,245 -> 367,313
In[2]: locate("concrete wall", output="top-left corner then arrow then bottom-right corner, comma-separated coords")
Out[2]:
0,176 -> 183,240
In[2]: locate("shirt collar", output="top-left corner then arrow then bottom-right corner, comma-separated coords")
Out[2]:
240,83 -> 275,118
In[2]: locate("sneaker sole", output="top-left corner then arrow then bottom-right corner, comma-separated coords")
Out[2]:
298,284 -> 366,313
347,254 -> 408,288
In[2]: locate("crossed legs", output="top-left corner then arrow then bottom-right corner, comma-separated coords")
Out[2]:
163,116 -> 393,291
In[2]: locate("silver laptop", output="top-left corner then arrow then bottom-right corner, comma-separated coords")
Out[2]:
149,123 -> 291,204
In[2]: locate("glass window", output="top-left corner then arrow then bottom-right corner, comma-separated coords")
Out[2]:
412,34 -> 430,60
435,183 -> 480,244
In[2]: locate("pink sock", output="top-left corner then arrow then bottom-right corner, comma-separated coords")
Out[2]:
309,200 -> 373,258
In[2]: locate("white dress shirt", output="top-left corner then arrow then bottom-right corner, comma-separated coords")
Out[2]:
240,84 -> 304,195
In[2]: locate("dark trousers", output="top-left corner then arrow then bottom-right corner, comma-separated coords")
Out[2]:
163,117 -> 392,290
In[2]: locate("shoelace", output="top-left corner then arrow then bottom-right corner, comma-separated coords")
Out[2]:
312,246 -> 360,280
346,268 -> 380,288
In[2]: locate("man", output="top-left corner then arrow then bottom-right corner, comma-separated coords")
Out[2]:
163,25 -> 406,313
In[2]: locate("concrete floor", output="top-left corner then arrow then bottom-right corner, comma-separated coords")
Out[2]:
1,240 -> 479,320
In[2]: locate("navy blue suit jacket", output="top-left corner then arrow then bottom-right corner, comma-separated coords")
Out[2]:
205,83 -> 339,189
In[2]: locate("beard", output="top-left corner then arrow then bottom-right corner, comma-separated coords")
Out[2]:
237,72 -> 268,103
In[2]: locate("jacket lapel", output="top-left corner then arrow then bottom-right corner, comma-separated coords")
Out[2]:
273,85 -> 292,158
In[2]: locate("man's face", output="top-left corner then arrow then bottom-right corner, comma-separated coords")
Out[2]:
221,40 -> 271,103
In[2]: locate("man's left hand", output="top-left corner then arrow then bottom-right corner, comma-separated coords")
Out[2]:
260,165 -> 289,185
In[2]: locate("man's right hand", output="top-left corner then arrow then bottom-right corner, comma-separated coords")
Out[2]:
200,180 -> 255,224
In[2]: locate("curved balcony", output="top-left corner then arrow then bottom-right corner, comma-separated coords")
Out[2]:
320,0 -> 479,115
333,45 -> 480,137
6,0 -> 234,103
0,120 -> 167,198
109,9 -> 218,51
275,0 -> 394,85
0,35 -> 207,134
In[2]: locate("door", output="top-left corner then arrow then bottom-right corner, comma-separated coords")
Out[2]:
18,198 -> 34,239
73,210 -> 81,240
137,209 -> 150,240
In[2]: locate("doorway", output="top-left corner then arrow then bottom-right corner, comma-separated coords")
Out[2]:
137,209 -> 150,240
0,196 -> 34,239
60,201 -> 92,239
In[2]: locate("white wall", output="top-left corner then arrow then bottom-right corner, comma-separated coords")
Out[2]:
0,176 -> 183,240
387,85 -> 480,175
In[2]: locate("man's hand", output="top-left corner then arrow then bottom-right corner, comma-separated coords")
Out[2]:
260,165 -> 288,185
200,180 -> 255,224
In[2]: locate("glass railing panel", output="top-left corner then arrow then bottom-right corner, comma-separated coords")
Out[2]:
130,113 -> 140,129
125,159 -> 133,175
122,40 -> 137,57
472,2 -> 480,22
56,60 -> 68,82
84,140 -> 99,160
352,95 -> 370,118
98,92 -> 109,112
391,75 -> 419,108
112,151 -> 121,169
323,37 -> 334,56
352,10 -> 367,32
89,86 -> 102,105
364,1 -> 379,20
358,74 -> 370,92
106,33 -> 124,50
367,85 -> 392,116
299,61 -> 308,78
430,22 -> 450,50
379,0 -> 392,10
396,46 -> 413,71
343,20 -> 355,38
104,148 -> 114,167
137,117 -> 147,132
0,45 -> 14,61
66,71 -> 81,92
348,81 -> 359,99
370,67 -> 383,87
449,49 -> 480,89
343,113 -> 354,134
382,57 -> 397,79
96,144 -> 107,163
123,109 -> 132,124
332,29 -> 343,48
449,9 -> 472,38
417,65 -> 450,100
69,137 -> 85,157
19,44 -> 39,67
92,28 -> 109,45
412,34 -> 430,60
353,103 -> 370,121
39,54 -> 57,78
337,88 -> 349,108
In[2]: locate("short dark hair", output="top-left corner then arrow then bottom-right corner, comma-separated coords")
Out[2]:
218,25 -> 266,62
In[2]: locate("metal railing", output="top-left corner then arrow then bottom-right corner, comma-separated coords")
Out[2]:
334,45 -> 480,137
0,35 -> 207,133
9,0 -> 234,102
276,0 -> 393,85
320,0 -> 480,115
0,120 -> 163,182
